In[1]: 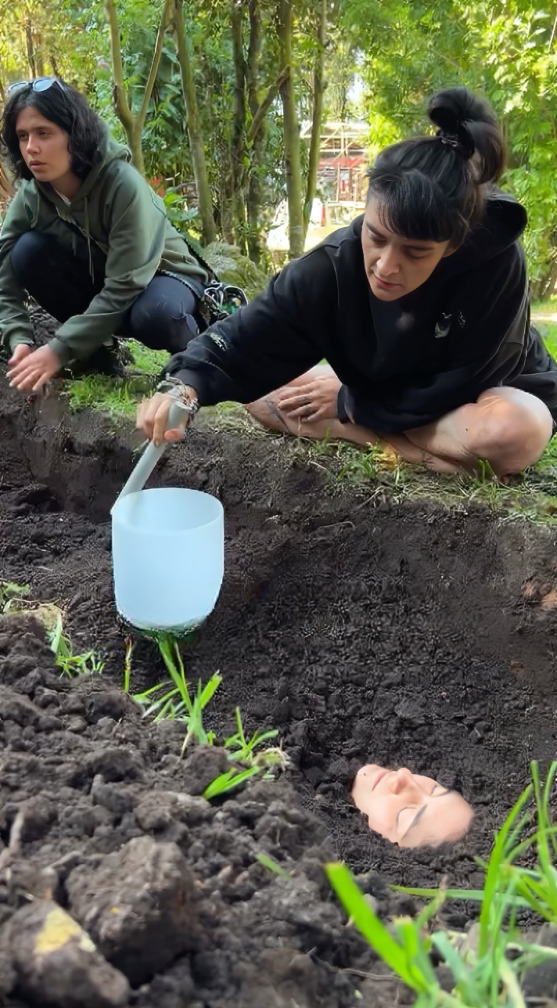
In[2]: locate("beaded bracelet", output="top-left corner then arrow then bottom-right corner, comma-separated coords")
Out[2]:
155,377 -> 200,420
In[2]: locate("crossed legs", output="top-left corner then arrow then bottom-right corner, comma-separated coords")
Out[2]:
246,365 -> 554,476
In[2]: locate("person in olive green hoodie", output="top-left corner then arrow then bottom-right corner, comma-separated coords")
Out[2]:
0,77 -> 209,392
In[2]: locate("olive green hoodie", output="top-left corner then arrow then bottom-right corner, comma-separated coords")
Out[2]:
0,128 -> 208,363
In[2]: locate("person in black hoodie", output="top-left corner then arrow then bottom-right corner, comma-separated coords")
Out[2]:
137,87 -> 557,476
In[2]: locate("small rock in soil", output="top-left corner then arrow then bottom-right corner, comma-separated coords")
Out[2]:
6,899 -> 130,1008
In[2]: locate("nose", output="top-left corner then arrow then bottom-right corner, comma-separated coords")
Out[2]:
376,246 -> 400,276
389,767 -> 414,793
26,134 -> 40,155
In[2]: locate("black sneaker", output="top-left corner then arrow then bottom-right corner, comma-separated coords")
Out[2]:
66,339 -> 133,379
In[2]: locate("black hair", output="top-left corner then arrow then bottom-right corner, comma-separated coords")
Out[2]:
0,80 -> 105,181
366,87 -> 506,249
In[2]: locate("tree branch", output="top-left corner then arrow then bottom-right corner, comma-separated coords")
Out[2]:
246,65 -> 289,145
104,0 -> 134,135
137,0 -> 174,132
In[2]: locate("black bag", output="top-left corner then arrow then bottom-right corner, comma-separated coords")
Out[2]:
198,281 -> 249,329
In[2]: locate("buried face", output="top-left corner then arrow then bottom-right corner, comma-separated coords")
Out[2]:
351,763 -> 474,848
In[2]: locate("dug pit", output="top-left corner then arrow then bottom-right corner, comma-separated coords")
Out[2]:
1,377 -> 557,1006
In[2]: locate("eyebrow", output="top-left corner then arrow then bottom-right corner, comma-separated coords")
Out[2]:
399,788 -> 452,840
365,222 -> 435,252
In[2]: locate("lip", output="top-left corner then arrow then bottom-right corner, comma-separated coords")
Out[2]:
29,163 -> 47,168
373,273 -> 400,291
372,770 -> 389,790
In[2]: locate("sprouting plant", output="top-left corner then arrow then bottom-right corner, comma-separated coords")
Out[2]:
48,612 -> 105,677
326,762 -> 557,1008
130,634 -> 286,797
203,766 -> 262,800
0,580 -> 29,613
224,706 -> 279,763
123,637 -> 134,694
132,633 -> 221,752
255,851 -> 291,879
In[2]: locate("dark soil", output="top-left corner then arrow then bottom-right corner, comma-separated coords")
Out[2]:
1,370 -> 557,1006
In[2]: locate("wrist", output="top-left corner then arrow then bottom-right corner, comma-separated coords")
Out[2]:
156,376 -> 200,420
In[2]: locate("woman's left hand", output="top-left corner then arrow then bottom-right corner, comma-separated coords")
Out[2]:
7,344 -> 62,392
276,373 -> 341,422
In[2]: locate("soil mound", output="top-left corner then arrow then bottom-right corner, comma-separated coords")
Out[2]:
1,376 -> 557,1004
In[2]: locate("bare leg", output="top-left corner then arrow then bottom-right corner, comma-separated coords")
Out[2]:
404,387 -> 554,475
246,366 -> 479,472
247,372 -> 553,475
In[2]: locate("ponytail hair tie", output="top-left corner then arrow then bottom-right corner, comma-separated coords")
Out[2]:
436,125 -> 475,160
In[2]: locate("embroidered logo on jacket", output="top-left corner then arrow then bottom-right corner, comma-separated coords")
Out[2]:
434,310 -> 466,338
209,332 -> 227,351
434,313 -> 453,339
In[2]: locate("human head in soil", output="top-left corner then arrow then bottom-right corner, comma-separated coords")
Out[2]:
1,79 -> 104,181
365,87 -> 506,253
351,763 -> 474,849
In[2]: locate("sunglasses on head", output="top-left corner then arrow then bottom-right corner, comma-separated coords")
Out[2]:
7,77 -> 67,96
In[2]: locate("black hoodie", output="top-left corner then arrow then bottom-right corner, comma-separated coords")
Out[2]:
167,192 -> 557,432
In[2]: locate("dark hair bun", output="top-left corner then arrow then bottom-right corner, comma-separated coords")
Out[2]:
427,86 -> 505,183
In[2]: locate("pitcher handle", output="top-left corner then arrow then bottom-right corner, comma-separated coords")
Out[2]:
112,400 -> 188,510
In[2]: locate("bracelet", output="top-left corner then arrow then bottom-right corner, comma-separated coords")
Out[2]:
156,377 -> 200,419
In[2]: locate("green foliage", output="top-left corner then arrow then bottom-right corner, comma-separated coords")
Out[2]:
342,0 -> 557,287
48,611 -> 105,677
128,632 -> 285,796
0,580 -> 29,612
327,762 -> 557,1007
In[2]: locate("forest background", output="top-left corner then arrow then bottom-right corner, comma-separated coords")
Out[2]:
1,0 -> 557,297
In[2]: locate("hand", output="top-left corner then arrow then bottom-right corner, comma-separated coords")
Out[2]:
136,386 -> 198,446
8,343 -> 33,367
276,373 -> 341,422
7,344 -> 61,392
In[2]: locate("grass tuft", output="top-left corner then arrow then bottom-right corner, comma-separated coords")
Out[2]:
127,633 -> 285,796
327,760 -> 557,1007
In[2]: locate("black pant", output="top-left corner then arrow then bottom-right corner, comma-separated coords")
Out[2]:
11,231 -> 202,356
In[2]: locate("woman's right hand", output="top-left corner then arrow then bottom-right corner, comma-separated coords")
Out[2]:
136,389 -> 197,446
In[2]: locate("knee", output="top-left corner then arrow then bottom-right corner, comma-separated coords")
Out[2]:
10,231 -> 50,285
128,294 -> 199,352
467,390 -> 553,471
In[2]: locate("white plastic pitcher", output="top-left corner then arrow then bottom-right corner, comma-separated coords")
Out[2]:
111,402 -> 224,633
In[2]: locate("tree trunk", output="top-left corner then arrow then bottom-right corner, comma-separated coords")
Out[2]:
104,0 -> 174,175
173,0 -> 216,245
25,18 -> 37,78
302,0 -> 327,241
231,1 -> 247,252
245,0 -> 262,263
277,0 -> 304,258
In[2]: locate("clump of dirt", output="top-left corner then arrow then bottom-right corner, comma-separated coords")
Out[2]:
1,373 -> 557,1005
0,614 -> 389,1007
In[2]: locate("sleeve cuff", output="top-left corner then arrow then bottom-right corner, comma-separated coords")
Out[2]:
48,337 -> 73,366
8,335 -> 34,354
337,385 -> 352,424
167,366 -> 205,403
